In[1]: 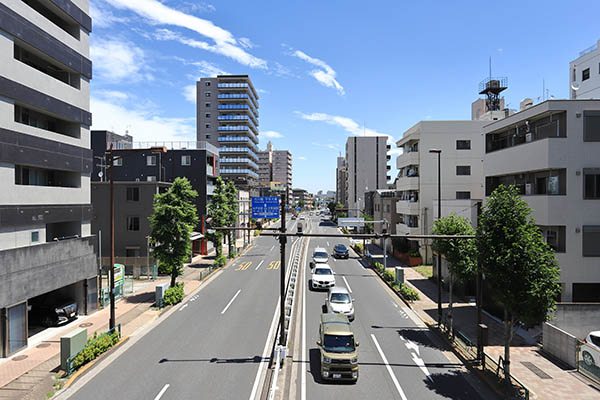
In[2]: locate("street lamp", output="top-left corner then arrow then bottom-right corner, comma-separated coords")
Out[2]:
429,148 -> 442,327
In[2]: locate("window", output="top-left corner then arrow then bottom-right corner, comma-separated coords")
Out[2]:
126,187 -> 139,201
583,68 -> 590,81
583,226 -> 600,257
126,248 -> 140,257
146,155 -> 156,166
573,67 -> 576,82
456,191 -> 471,199
14,104 -> 79,138
205,113 -> 211,118
539,225 -> 566,252
206,135 -> 211,139
31,231 -> 39,243
127,216 -> 140,231
205,124 -> 211,129
205,103 -> 211,108
113,158 -> 122,166
456,165 -> 471,176
147,176 -> 157,182
205,92 -> 211,97
205,81 -> 211,86
456,140 -> 471,150
14,43 -> 80,89
181,155 -> 191,166
572,283 -> 600,302
584,169 -> 600,199
584,111 -> 600,142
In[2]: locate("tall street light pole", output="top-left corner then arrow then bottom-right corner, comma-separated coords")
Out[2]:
429,148 -> 442,327
108,144 -> 116,330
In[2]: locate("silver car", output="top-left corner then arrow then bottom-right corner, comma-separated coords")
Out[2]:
326,286 -> 355,321
312,247 -> 329,264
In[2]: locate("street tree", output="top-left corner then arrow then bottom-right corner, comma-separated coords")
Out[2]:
432,213 -> 477,336
224,180 -> 239,258
206,177 -> 229,259
149,177 -> 199,287
477,185 -> 560,383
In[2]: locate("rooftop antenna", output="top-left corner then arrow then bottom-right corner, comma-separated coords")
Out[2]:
479,57 -> 508,112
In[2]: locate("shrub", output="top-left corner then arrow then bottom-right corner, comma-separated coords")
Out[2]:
71,329 -> 120,371
382,270 -> 394,282
162,283 -> 184,306
158,264 -> 171,275
212,254 -> 227,268
397,283 -> 420,301
228,249 -> 237,259
408,249 -> 421,258
374,262 -> 385,273
353,243 -> 363,255
253,229 -> 261,237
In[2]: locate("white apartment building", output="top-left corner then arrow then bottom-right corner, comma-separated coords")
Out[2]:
395,121 -> 487,262
570,40 -> 600,100
345,136 -> 390,217
0,0 -> 97,357
483,100 -> 600,302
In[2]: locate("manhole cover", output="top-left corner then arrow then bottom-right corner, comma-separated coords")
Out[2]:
79,323 -> 93,328
36,343 -> 51,348
12,355 -> 28,361
521,361 -> 552,379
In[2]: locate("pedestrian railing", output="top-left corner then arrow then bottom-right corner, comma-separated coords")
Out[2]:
66,324 -> 121,375
577,341 -> 600,384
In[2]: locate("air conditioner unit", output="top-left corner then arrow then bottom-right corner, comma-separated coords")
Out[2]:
525,133 -> 532,142
525,183 -> 532,195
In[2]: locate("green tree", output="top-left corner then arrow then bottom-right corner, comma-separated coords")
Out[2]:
149,177 -> 199,287
327,200 -> 337,216
432,213 -> 477,336
362,213 -> 374,234
477,185 -> 560,383
206,177 -> 229,259
224,180 -> 239,258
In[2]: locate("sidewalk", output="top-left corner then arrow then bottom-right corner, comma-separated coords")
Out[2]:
0,258 -> 213,399
365,243 -> 600,400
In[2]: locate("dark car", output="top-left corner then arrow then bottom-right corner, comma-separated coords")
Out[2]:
29,299 -> 78,327
333,244 -> 349,259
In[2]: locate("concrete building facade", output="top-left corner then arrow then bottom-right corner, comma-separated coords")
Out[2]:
395,121 -> 487,262
345,136 -> 390,217
257,141 -> 292,200
0,0 -> 96,357
336,156 -> 348,206
570,40 -> 600,100
483,100 -> 600,302
196,75 -> 259,189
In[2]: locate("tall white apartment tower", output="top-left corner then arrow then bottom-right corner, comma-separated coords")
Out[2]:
570,39 -> 600,100
0,0 -> 97,357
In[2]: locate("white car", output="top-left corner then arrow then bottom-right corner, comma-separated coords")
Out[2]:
326,286 -> 355,321
311,264 -> 335,290
312,247 -> 329,264
582,331 -> 600,367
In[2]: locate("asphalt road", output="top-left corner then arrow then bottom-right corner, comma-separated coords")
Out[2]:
67,217 -> 300,400
294,215 -> 496,400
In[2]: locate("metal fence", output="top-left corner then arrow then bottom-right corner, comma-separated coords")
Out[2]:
100,277 -> 134,307
578,341 -> 600,383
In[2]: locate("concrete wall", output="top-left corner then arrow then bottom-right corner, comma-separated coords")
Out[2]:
548,303 -> 600,339
0,235 -> 97,308
543,322 -> 578,368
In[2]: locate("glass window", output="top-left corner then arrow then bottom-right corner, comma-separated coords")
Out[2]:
127,216 -> 140,231
583,68 -> 590,81
205,81 -> 211,86
147,176 -> 156,182
126,187 -> 139,201
205,113 -> 211,118
456,165 -> 471,176
205,92 -> 211,97
206,135 -> 211,139
456,140 -> 471,150
181,155 -> 191,166
7,302 -> 27,355
540,225 -> 566,252
146,155 -> 156,166
584,111 -> 600,142
205,102 -> 211,108
113,157 -> 122,166
456,191 -> 471,199
583,226 -> 600,256
584,169 -> 600,199
31,231 -> 39,243
205,124 -> 211,129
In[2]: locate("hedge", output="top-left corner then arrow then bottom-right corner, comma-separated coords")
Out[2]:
382,270 -> 394,282
394,283 -> 420,301
353,243 -> 363,255
71,329 -> 120,371
162,283 -> 184,306
212,254 -> 227,268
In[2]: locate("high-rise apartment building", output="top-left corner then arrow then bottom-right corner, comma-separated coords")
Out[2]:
483,100 -> 600,302
336,156 -> 348,206
570,39 -> 600,100
196,75 -> 259,189
345,136 -> 390,217
0,0 -> 96,357
257,141 -> 292,200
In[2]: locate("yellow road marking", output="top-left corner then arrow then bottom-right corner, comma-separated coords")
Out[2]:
267,260 -> 280,270
235,261 -> 252,271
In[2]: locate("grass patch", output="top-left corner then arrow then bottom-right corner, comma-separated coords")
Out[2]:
46,392 -> 54,399
413,264 -> 433,279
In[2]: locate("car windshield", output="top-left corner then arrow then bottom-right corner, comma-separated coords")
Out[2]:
315,268 -> 332,275
314,252 -> 328,259
335,245 -> 347,251
323,334 -> 355,353
330,293 -> 351,304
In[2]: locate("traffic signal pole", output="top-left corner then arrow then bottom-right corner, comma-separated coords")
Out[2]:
279,194 -> 287,346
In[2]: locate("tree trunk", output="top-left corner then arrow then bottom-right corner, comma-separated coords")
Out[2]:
449,271 -> 453,337
215,234 -> 222,258
504,308 -> 512,385
170,269 -> 177,288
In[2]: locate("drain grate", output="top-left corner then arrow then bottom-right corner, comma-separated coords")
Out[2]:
521,361 -> 552,379
12,355 -> 28,361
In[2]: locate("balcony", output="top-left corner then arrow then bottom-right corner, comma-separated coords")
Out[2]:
396,200 -> 420,215
396,223 -> 420,236
396,151 -> 419,169
220,169 -> 259,179
220,158 -> 259,170
217,104 -> 259,119
219,147 -> 258,161
217,125 -> 259,142
218,93 -> 259,112
396,176 -> 419,191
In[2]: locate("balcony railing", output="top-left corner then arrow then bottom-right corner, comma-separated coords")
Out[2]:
220,158 -> 259,170
217,137 -> 259,152
220,169 -> 259,179
219,147 -> 258,160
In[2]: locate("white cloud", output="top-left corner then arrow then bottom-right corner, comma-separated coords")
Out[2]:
177,1 -> 216,14
262,130 -> 283,138
189,60 -> 227,76
182,85 -> 196,102
90,2 -> 129,28
311,142 -> 341,150
296,111 -> 394,142
292,50 -> 344,95
257,88 -> 269,94
91,96 -> 195,142
297,156 -> 307,161
91,39 -> 152,82
238,37 -> 254,49
105,0 -> 266,69
95,90 -> 129,101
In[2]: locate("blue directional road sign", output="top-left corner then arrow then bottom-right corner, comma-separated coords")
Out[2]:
296,207 -> 301,211
251,196 -> 280,219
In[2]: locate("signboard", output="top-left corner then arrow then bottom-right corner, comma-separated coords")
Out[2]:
113,264 -> 124,284
338,217 -> 365,227
251,196 -> 280,219
296,207 -> 301,211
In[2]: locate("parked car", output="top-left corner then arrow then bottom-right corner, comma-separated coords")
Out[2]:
291,215 -> 297,220
312,247 -> 329,264
582,331 -> 600,367
29,299 -> 78,327
311,264 -> 335,290
325,286 -> 355,321
333,244 -> 349,259
317,313 -> 359,382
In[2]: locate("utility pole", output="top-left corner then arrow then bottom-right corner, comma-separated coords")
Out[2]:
429,149 -> 442,327
109,144 -> 116,330
98,230 -> 102,306
476,201 -> 484,361
279,193 -> 287,346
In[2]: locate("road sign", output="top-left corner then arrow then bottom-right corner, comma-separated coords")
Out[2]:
114,264 -> 124,284
251,196 -> 280,219
338,217 -> 365,227
296,207 -> 301,211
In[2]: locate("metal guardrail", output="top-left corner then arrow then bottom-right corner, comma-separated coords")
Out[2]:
66,324 -> 121,375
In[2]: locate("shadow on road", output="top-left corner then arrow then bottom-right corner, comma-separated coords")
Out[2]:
124,291 -> 154,304
395,327 -> 448,352
158,355 -> 265,364
424,369 -> 487,400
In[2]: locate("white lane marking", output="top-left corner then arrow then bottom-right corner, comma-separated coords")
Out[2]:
342,276 -> 353,293
255,260 -> 264,270
301,238 -> 309,400
153,384 -> 170,400
371,334 -> 408,400
327,241 -> 329,246
221,289 -> 241,314
405,340 -> 420,356
248,297 -> 280,400
401,336 -> 433,382
179,303 -> 188,311
270,245 -> 275,252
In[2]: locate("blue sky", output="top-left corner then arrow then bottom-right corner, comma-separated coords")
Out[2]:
89,0 -> 600,193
